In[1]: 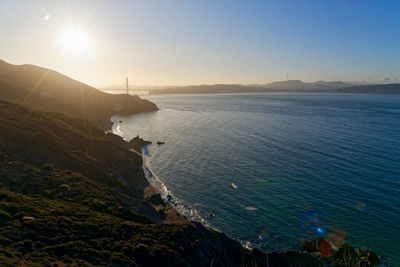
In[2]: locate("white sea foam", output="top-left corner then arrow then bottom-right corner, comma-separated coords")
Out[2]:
111,117 -> 207,225
141,145 -> 207,225
245,206 -> 258,211
111,115 -> 125,138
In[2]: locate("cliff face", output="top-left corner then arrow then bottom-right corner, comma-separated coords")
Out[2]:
0,60 -> 158,130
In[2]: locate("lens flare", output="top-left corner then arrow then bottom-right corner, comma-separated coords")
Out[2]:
300,210 -> 326,240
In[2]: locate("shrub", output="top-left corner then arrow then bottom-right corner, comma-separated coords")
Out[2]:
83,198 -> 107,210
0,209 -> 11,225
41,164 -> 55,171
133,243 -> 149,254
59,184 -> 71,191
331,243 -> 380,267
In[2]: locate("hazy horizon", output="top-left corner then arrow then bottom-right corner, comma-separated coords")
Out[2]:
100,79 -> 398,90
1,0 -> 400,87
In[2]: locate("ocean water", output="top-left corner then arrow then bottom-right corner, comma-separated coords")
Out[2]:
113,93 -> 400,264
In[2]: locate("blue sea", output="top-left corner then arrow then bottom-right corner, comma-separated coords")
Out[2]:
113,93 -> 400,265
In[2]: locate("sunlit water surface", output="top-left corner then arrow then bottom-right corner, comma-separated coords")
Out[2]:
112,93 -> 400,264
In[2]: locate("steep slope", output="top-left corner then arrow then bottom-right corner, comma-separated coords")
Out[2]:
0,101 -> 168,214
0,60 -> 158,130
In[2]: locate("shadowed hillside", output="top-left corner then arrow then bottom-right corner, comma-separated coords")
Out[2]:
0,60 -> 158,130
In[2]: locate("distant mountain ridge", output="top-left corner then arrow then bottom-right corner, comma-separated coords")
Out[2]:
262,80 -> 352,90
328,83 -> 400,94
0,60 -> 158,130
148,80 -> 400,95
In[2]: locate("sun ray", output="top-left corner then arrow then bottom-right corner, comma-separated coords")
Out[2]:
20,69 -> 51,105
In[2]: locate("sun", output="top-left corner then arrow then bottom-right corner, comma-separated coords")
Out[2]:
58,26 -> 91,56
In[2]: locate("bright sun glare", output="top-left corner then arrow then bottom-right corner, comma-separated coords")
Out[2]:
58,26 -> 90,56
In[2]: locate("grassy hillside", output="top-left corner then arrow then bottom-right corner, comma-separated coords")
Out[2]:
0,60 -> 158,130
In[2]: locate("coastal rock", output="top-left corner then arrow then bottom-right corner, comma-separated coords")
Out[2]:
302,238 -> 321,253
129,135 -> 152,153
156,141 -> 165,145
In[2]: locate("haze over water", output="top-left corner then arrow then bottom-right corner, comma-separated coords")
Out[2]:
113,93 -> 400,264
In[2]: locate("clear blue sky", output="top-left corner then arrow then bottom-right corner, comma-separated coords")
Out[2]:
1,0 -> 399,86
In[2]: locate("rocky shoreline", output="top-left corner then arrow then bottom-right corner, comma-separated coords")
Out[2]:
110,122 -> 384,267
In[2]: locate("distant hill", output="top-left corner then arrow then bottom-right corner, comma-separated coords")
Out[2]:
149,84 -> 271,94
327,83 -> 400,94
149,80 -> 400,95
0,60 -> 158,130
148,80 -> 352,94
262,80 -> 352,90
